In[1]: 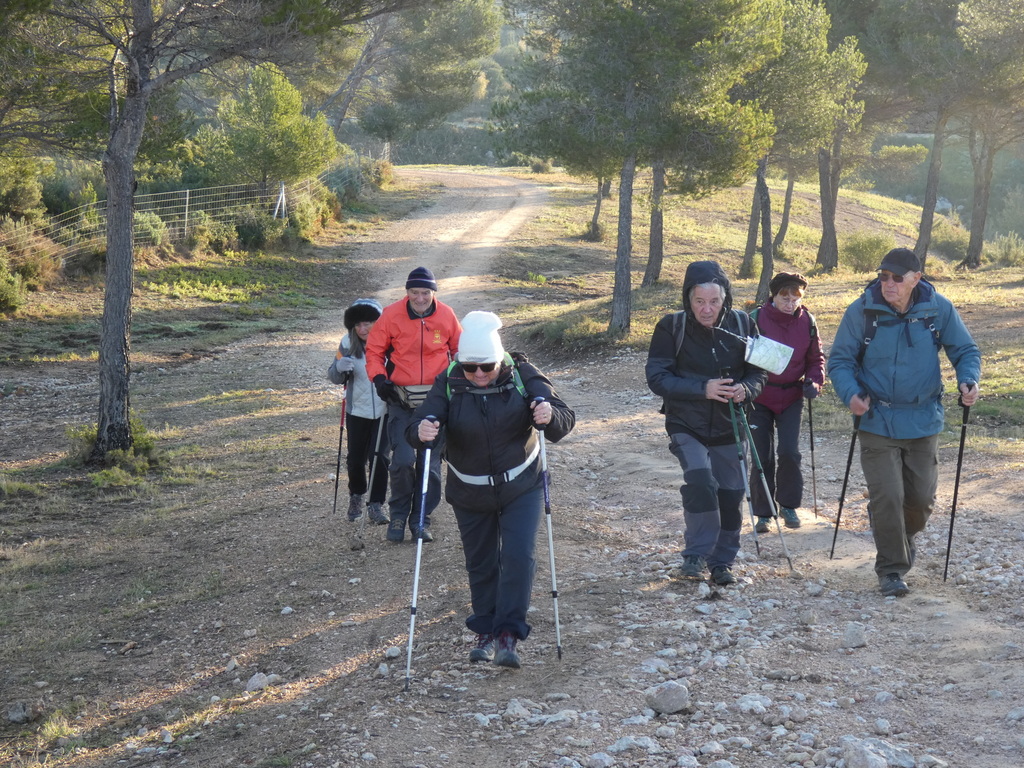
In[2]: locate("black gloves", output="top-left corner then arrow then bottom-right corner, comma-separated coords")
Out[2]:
373,374 -> 401,405
803,380 -> 820,400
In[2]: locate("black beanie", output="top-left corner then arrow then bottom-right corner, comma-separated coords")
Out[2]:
406,266 -> 437,291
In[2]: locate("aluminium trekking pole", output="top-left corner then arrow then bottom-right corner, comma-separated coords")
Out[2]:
534,397 -> 563,660
943,400 -> 971,582
404,416 -> 436,692
737,406 -> 794,572
807,398 -> 819,519
829,415 -> 861,560
331,389 -> 347,517
727,396 -> 761,556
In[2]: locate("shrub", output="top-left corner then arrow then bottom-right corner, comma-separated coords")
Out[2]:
986,231 -> 1024,267
840,231 -> 896,273
0,217 -> 63,290
66,412 -> 163,471
928,215 -> 970,261
531,158 -> 553,174
234,208 -> 285,249
986,184 -> 1024,239
186,210 -> 237,255
0,254 -> 26,314
134,210 -> 168,247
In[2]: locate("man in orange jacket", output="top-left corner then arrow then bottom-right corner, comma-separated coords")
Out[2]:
365,267 -> 461,542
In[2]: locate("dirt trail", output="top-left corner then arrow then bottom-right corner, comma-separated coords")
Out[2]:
3,169 -> 1024,768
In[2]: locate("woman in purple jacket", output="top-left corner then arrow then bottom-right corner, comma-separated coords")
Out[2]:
749,273 -> 825,532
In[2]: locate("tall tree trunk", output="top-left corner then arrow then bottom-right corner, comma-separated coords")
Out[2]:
914,108 -> 950,272
962,124 -> 994,269
322,16 -> 393,132
587,177 -> 604,240
773,172 -> 796,254
815,146 -> 839,272
755,157 -> 773,306
609,152 -> 636,335
91,14 -> 153,462
642,158 -> 665,287
740,181 -> 760,278
601,178 -> 612,198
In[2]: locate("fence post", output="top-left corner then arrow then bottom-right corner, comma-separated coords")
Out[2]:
183,189 -> 190,240
273,182 -> 286,219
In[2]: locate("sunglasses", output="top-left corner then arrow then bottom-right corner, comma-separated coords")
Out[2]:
878,271 -> 906,284
461,362 -> 496,373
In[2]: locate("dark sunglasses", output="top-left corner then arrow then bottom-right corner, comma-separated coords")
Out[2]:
878,271 -> 906,284
461,362 -> 497,373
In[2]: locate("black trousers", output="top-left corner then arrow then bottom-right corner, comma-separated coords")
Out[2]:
346,413 -> 389,504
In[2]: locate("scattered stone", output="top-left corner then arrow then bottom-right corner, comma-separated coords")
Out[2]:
644,680 -> 690,714
842,621 -> 867,648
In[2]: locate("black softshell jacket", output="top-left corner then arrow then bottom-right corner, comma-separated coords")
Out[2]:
407,355 -> 575,510
645,261 -> 767,446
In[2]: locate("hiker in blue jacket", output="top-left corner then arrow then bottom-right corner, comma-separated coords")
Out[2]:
827,248 -> 980,597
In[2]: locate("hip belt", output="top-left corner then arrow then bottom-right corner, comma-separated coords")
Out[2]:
396,384 -> 432,410
447,441 -> 540,486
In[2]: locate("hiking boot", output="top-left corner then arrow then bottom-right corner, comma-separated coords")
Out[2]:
386,517 -> 406,543
492,632 -> 521,669
755,517 -> 771,534
411,525 -> 433,543
367,502 -> 388,525
879,573 -> 909,597
781,507 -> 801,528
468,633 -> 495,663
347,494 -> 364,522
677,554 -> 706,580
710,565 -> 737,586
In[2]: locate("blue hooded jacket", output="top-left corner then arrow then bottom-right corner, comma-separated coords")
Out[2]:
827,278 -> 980,439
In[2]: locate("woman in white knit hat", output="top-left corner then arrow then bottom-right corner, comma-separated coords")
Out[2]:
409,311 -> 575,669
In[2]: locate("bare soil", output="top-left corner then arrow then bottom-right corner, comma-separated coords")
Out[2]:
3,169 -> 1024,768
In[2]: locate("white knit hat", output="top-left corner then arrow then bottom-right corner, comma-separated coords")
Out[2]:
458,311 -> 505,364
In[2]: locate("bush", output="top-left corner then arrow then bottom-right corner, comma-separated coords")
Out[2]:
186,210 -> 237,255
928,215 -> 970,261
986,231 -> 1024,267
134,210 -> 168,247
840,231 -> 896,273
0,254 -> 26,314
0,217 -> 62,290
234,208 -> 285,249
287,184 -> 337,241
66,412 -> 163,472
531,158 -> 553,174
986,184 -> 1024,239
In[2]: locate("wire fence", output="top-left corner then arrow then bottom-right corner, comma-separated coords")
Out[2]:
0,157 -> 364,267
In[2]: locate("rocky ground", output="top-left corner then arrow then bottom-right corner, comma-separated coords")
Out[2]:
3,169 -> 1024,768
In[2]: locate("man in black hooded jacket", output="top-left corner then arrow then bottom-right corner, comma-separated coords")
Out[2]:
645,261 -> 767,584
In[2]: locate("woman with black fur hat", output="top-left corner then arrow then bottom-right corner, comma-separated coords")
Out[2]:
328,298 -> 390,524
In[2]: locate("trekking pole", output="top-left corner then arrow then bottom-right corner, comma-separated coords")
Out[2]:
727,396 -> 761,556
737,407 -> 794,572
404,416 -> 436,692
331,389 -> 347,516
534,397 -> 563,660
829,415 -> 861,560
943,399 -> 971,582
807,397 -> 819,519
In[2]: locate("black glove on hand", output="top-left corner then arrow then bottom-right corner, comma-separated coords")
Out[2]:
803,380 -> 819,400
373,374 -> 400,405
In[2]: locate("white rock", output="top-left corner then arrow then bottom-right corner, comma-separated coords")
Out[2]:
842,621 -> 867,648
644,680 -> 690,714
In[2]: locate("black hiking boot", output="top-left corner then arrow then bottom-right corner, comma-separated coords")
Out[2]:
469,633 -> 495,663
677,554 -> 706,580
346,494 -> 364,522
386,517 -> 406,542
710,565 -> 737,586
367,502 -> 388,525
755,517 -> 771,534
411,525 -> 433,543
879,573 -> 909,597
493,632 -> 521,669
